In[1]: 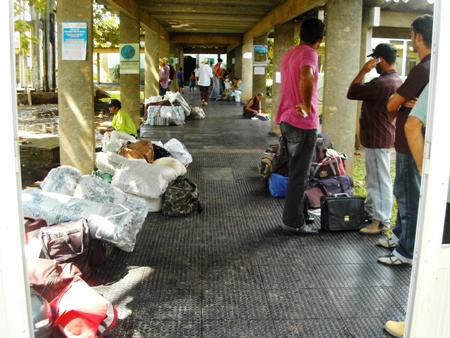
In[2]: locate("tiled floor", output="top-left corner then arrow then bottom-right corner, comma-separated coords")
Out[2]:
87,93 -> 410,337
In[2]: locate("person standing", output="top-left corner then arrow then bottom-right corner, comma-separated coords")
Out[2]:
158,58 -> 169,96
275,17 -> 324,236
197,57 -> 215,106
347,43 -> 403,235
189,72 -> 196,94
211,58 -> 223,100
378,14 -> 433,266
176,67 -> 184,94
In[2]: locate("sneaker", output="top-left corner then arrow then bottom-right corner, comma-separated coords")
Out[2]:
359,220 -> 389,235
384,321 -> 405,337
377,254 -> 411,266
251,117 -> 258,120
377,237 -> 397,249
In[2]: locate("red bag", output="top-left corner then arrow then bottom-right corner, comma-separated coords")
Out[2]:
28,258 -> 82,302
310,155 -> 346,179
50,276 -> 118,338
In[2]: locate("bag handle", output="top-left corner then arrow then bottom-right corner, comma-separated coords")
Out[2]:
332,193 -> 350,198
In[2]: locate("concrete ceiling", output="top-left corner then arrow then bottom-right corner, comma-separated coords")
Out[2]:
98,0 -> 434,53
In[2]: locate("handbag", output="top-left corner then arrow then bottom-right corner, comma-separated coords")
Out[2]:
27,258 -> 82,302
50,276 -> 118,338
118,140 -> 154,163
268,173 -> 288,198
310,154 -> 346,179
320,193 -> 365,231
39,218 -> 91,276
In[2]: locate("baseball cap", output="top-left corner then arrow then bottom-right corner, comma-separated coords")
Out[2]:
202,58 -> 209,64
367,43 -> 398,58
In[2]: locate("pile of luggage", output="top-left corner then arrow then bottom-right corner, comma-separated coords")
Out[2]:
259,132 -> 365,232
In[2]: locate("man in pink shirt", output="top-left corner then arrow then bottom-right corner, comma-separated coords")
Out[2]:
276,18 -> 324,236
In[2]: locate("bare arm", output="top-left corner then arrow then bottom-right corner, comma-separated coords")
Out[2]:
347,58 -> 379,97
386,92 -> 406,120
246,99 -> 259,115
405,116 -> 425,175
297,66 -> 314,115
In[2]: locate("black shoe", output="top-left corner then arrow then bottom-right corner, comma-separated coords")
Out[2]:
281,224 -> 318,236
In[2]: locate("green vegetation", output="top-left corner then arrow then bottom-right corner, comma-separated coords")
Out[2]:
353,151 -> 398,228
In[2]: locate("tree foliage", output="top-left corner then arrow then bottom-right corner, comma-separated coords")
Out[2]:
14,0 -> 47,53
93,1 -> 120,48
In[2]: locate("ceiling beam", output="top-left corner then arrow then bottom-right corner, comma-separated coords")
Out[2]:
170,34 -> 242,46
184,47 -> 228,54
243,0 -> 325,43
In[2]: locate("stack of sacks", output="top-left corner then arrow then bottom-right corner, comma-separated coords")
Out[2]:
21,165 -> 148,252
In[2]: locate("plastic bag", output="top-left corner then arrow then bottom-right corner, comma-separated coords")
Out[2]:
163,138 -> 192,167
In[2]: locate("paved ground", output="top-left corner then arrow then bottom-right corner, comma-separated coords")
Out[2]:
82,93 -> 409,337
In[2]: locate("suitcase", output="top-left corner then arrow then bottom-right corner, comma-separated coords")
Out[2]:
318,175 -> 354,196
320,193 -> 365,231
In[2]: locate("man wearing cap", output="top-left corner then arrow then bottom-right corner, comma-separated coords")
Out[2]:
159,58 -> 170,96
376,14 -> 433,266
100,99 -> 137,137
347,43 -> 402,236
197,57 -> 215,106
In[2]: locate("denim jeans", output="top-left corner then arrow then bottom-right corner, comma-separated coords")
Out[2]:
392,152 -> 421,262
280,122 -> 318,228
364,148 -> 393,226
210,76 -> 221,99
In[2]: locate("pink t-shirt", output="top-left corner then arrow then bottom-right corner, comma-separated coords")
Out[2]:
275,45 -> 319,130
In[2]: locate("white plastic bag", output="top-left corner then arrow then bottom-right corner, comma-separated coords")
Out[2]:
163,138 -> 193,167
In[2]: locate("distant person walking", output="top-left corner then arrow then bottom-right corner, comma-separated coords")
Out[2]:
197,58 -> 215,106
158,58 -> 169,96
176,67 -> 184,94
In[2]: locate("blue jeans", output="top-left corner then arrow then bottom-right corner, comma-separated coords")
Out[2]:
364,148 -> 393,226
210,76 -> 221,99
392,152 -> 421,262
280,122 -> 318,228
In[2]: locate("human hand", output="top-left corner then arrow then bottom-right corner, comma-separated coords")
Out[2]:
295,103 -> 310,117
403,97 -> 418,109
363,58 -> 380,72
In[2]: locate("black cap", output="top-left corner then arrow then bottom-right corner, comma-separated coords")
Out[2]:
108,99 -> 121,108
367,43 -> 398,58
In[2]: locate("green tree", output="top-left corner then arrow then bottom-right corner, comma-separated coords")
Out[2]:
93,1 -> 119,48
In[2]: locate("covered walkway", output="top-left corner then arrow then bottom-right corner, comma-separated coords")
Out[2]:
88,95 -> 410,337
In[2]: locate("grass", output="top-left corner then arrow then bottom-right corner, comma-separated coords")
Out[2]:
353,150 -> 397,228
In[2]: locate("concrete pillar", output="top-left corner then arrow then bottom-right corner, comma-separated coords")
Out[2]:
253,34 -> 268,112
241,40 -> 253,103
57,0 -> 94,174
272,20 -> 296,136
322,0 -> 363,174
145,28 -> 159,98
119,12 -> 141,130
233,46 -> 242,79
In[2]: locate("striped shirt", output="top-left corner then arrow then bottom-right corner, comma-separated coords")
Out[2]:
347,69 -> 402,148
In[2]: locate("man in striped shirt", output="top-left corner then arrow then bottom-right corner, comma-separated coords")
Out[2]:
347,43 -> 403,235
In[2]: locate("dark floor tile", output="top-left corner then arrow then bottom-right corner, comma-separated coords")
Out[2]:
273,319 -> 352,337
202,319 -> 277,337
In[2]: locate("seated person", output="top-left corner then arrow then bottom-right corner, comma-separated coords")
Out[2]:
100,99 -> 137,137
226,78 -> 243,102
244,93 -> 269,121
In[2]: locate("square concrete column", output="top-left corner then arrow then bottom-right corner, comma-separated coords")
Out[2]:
322,0 -> 363,174
241,39 -> 253,103
120,12 -> 141,130
253,34 -> 268,112
231,46 -> 242,79
272,20 -> 296,135
57,0 -> 95,174
145,28 -> 160,98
